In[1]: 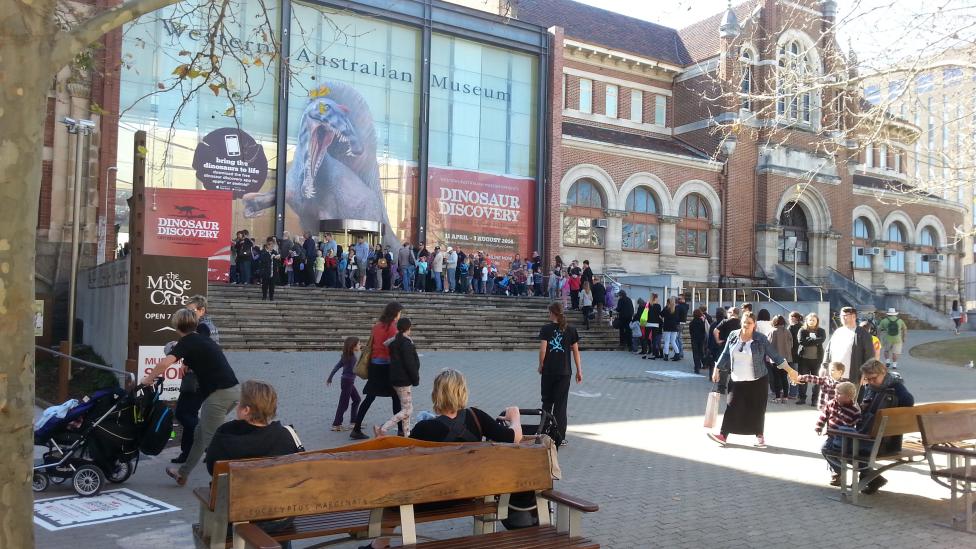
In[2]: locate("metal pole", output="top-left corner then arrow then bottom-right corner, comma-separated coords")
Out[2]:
66,122 -> 90,361
793,253 -> 798,302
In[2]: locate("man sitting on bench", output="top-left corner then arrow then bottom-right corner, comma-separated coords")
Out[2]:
823,359 -> 914,494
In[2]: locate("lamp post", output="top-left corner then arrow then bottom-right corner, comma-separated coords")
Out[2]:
786,235 -> 799,302
62,117 -> 96,361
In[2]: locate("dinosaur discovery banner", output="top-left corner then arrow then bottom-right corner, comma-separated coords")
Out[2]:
426,167 -> 535,266
143,188 -> 234,282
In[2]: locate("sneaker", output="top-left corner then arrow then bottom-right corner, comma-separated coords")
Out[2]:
830,473 -> 841,486
754,436 -> 767,448
707,433 -> 727,446
330,425 -> 342,432
861,475 -> 888,495
170,453 -> 188,464
890,364 -> 898,370
165,466 -> 187,487
349,429 -> 369,440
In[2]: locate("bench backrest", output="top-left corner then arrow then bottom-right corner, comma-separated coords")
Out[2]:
206,437 -> 450,509
918,409 -> 976,446
871,402 -> 976,438
223,442 -> 552,523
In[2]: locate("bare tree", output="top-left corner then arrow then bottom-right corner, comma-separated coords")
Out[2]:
688,0 -> 976,241
0,1 -> 278,545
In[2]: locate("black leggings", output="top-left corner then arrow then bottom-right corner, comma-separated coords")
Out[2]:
354,392 -> 402,435
261,277 -> 275,300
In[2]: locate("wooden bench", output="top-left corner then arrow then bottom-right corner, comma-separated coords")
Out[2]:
827,402 -> 976,506
193,438 -> 503,548
195,439 -> 598,549
918,409 -> 976,533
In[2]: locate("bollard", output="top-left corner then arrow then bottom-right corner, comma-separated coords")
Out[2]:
57,340 -> 70,402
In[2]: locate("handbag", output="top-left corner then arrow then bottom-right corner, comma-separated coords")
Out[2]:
703,391 -> 720,429
354,336 -> 372,380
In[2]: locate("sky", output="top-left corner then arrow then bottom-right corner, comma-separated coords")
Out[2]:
572,0 -> 976,70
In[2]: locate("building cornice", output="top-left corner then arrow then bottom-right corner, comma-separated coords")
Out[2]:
563,38 -> 683,80
851,186 -> 968,213
562,135 -> 723,172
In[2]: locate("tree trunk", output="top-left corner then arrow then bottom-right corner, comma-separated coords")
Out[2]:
0,4 -> 56,545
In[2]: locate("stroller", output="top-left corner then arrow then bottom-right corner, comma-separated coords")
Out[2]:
33,381 -> 164,497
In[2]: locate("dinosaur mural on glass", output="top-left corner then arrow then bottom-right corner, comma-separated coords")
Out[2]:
242,82 -> 398,245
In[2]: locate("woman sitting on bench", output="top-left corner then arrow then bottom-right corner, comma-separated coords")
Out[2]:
362,369 -> 523,549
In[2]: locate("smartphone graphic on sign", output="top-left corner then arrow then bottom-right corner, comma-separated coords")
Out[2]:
224,134 -> 241,157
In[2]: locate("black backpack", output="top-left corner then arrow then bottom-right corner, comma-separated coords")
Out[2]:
435,409 -> 482,442
139,399 -> 173,456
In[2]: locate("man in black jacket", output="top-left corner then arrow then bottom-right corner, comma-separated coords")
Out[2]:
234,231 -> 254,285
615,291 -> 634,351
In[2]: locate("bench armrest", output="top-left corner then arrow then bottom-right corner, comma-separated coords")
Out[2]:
192,487 -> 213,510
541,489 -> 599,513
233,523 -> 280,549
825,429 -> 874,441
931,445 -> 976,458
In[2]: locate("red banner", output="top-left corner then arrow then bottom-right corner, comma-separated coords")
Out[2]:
426,167 -> 535,270
143,188 -> 234,282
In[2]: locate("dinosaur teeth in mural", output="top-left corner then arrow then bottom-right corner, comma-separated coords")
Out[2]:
242,81 -> 398,246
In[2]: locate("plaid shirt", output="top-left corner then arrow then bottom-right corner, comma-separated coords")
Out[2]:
796,374 -> 846,411
199,315 -> 219,344
816,399 -> 861,434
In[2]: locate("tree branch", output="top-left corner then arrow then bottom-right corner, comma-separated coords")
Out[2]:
50,0 -> 183,70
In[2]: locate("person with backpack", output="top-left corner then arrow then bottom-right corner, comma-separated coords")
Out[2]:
537,302 -> 583,444
170,295 -> 219,464
358,370 -> 522,549
877,308 -> 908,369
615,290 -> 635,351
350,302 -> 404,440
821,359 -> 914,495
141,308 -> 239,487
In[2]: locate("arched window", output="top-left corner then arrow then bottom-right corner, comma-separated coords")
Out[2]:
778,203 -> 809,264
740,49 -> 753,111
917,226 -> 938,274
777,39 -> 817,125
622,187 -> 660,252
562,179 -> 606,247
853,217 -> 873,269
677,194 -> 709,256
885,222 -> 906,272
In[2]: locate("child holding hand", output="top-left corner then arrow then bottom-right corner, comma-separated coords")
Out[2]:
327,337 -> 362,431
792,361 -> 848,411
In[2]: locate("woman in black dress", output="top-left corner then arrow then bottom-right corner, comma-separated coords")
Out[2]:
707,311 -> 796,448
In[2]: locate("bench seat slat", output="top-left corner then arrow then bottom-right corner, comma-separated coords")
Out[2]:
404,526 -> 598,548
932,466 -> 976,482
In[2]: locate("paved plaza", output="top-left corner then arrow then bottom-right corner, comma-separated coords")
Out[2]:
34,330 -> 976,548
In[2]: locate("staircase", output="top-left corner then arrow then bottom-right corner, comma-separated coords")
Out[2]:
207,284 -> 623,352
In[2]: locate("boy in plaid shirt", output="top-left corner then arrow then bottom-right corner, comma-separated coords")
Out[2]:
794,361 -> 847,411
817,381 -> 861,486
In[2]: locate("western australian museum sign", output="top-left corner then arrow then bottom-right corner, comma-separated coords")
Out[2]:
293,49 -> 510,101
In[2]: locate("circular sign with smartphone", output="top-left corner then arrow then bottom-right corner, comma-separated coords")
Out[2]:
193,128 -> 268,197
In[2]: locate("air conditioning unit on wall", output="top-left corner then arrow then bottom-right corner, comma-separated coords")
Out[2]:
883,249 -> 895,258
923,253 -> 947,262
594,218 -> 608,229
860,247 -> 881,256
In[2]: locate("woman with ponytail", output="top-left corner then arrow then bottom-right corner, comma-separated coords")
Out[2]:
537,302 -> 583,443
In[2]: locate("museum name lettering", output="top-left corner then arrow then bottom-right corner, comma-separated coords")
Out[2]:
295,49 -> 510,102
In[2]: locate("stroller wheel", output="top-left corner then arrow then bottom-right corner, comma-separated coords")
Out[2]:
72,464 -> 105,497
32,472 -> 49,492
107,458 -> 136,483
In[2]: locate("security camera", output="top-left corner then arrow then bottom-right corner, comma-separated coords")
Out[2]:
61,117 -> 78,126
78,119 -> 96,129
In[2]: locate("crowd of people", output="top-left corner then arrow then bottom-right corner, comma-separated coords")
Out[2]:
229,231 -> 613,312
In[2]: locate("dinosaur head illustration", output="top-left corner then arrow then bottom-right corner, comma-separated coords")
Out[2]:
300,96 -> 363,197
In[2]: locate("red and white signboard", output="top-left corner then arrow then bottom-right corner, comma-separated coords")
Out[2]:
138,346 -> 184,401
143,188 -> 233,282
425,166 -> 536,270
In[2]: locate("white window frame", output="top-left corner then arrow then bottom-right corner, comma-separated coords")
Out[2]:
579,78 -> 592,114
605,84 -> 618,118
879,144 -> 887,169
654,95 -> 667,126
630,89 -> 643,123
865,143 -> 873,168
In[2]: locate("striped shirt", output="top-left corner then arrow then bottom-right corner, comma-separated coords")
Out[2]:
796,374 -> 847,411
198,315 -> 219,344
816,399 -> 861,434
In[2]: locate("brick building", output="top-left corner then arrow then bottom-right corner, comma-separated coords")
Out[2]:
517,0 -> 967,308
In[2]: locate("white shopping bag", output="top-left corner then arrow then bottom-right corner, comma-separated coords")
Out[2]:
703,391 -> 720,429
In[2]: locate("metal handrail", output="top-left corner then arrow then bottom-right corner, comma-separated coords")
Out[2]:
35,345 -> 135,385
751,289 -> 793,315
